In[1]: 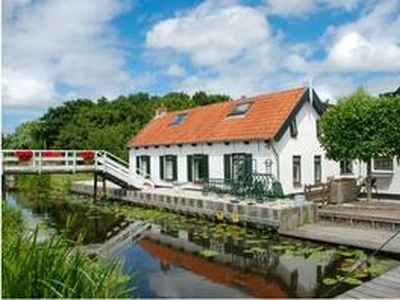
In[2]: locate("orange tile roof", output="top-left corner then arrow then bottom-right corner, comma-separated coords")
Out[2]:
129,87 -> 307,147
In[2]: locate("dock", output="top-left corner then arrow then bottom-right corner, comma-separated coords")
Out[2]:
280,224 -> 400,255
337,266 -> 400,298
71,180 -> 315,232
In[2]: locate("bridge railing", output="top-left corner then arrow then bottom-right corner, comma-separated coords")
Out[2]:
2,149 -> 99,173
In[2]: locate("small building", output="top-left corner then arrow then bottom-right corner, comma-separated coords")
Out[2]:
128,87 -> 339,195
128,86 -> 400,198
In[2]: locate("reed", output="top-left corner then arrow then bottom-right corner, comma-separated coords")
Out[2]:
2,203 -> 135,298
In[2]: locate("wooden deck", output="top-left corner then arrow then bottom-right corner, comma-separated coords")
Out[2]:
337,266 -> 400,298
279,224 -> 400,255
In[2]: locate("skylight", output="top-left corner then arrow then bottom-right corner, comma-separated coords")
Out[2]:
227,102 -> 252,117
170,112 -> 187,125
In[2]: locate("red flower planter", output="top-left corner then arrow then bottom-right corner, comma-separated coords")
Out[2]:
80,150 -> 95,161
43,150 -> 63,158
15,150 -> 34,162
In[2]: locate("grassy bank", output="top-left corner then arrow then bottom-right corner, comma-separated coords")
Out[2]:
15,173 -> 92,198
1,202 -> 134,298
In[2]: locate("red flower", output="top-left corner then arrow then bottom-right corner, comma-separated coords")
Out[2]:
15,150 -> 34,162
80,150 -> 95,161
43,150 -> 63,158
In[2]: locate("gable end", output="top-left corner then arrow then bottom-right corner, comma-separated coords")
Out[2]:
274,88 -> 325,142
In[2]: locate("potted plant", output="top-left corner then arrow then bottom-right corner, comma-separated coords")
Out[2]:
80,150 -> 95,161
15,150 -> 34,162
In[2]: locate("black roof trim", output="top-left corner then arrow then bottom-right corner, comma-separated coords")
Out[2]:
274,88 -> 326,142
379,86 -> 400,98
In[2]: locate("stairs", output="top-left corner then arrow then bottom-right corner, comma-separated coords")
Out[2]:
96,151 -> 155,190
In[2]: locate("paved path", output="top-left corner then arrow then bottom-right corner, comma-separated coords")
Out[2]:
280,224 -> 400,255
337,266 -> 400,298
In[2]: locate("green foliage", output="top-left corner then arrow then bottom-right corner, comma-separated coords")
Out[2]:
2,203 -> 133,298
2,120 -> 44,149
199,250 -> 219,258
4,91 -> 230,159
1,202 -> 25,241
320,89 -> 400,161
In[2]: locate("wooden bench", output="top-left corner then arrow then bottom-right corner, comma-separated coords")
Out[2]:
304,182 -> 330,207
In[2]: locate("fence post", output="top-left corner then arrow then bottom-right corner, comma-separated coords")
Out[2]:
94,172 -> 98,201
73,151 -> 77,173
38,151 -> 42,174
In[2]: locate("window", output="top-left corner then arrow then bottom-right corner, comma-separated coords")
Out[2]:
314,155 -> 322,183
170,113 -> 187,125
316,120 -> 321,139
340,160 -> 353,174
136,155 -> 150,178
187,155 -> 209,183
224,153 -> 253,182
373,156 -> 393,171
159,155 -> 177,181
293,156 -> 301,186
290,119 -> 298,137
227,102 -> 252,117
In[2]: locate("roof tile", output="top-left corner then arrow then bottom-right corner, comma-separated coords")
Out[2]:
129,87 -> 306,147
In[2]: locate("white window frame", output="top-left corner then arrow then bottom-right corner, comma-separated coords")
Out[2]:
372,156 -> 394,174
340,160 -> 353,175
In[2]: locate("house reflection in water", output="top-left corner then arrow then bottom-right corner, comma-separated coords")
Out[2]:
139,238 -> 288,298
138,225 -> 335,298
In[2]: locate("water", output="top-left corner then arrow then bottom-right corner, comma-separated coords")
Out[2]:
5,192 -> 400,298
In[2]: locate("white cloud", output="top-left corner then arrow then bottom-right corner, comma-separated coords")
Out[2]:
284,0 -> 400,73
146,0 -> 270,66
2,0 -> 135,109
144,0 -> 399,104
2,69 -> 55,108
326,31 -> 400,72
264,0 -> 359,17
167,63 -> 186,76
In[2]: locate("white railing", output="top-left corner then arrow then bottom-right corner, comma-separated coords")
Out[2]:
1,149 -> 158,189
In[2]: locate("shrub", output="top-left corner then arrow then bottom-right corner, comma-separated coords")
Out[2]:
2,204 -> 134,298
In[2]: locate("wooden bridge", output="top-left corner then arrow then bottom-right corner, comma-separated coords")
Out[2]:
1,149 -> 158,190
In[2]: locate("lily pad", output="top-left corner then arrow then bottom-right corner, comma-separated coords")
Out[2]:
323,278 -> 338,285
199,250 -> 219,258
343,277 -> 364,286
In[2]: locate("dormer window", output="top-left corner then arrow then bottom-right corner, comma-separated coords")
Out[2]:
227,102 -> 252,117
290,119 -> 298,137
170,112 -> 187,125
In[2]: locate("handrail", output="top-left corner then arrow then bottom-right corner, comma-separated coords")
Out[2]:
1,149 -> 159,190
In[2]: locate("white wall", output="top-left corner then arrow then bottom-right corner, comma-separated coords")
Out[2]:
274,101 -> 339,195
129,141 -> 276,183
355,159 -> 400,196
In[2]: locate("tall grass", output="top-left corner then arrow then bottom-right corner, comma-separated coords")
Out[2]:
2,203 -> 135,298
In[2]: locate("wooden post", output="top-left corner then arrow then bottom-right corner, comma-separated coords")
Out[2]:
102,176 -> 106,200
1,174 -> 6,199
94,173 -> 98,201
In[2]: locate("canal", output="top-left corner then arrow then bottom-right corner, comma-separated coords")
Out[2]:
5,192 -> 400,298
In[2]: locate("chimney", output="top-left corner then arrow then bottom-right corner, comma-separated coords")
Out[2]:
155,106 -> 168,118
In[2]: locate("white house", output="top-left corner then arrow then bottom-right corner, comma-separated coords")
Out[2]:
128,86 -> 399,197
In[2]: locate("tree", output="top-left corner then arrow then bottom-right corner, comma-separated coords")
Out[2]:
4,90 -> 230,159
320,88 -> 399,200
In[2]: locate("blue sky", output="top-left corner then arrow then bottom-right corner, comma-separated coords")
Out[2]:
2,0 -> 400,133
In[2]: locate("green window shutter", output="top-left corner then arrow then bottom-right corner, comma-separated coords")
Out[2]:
136,156 -> 140,175
187,155 -> 193,182
224,154 -> 231,181
159,156 -> 164,180
172,155 -> 178,181
202,155 -> 209,181
244,154 -> 253,177
146,156 -> 151,177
